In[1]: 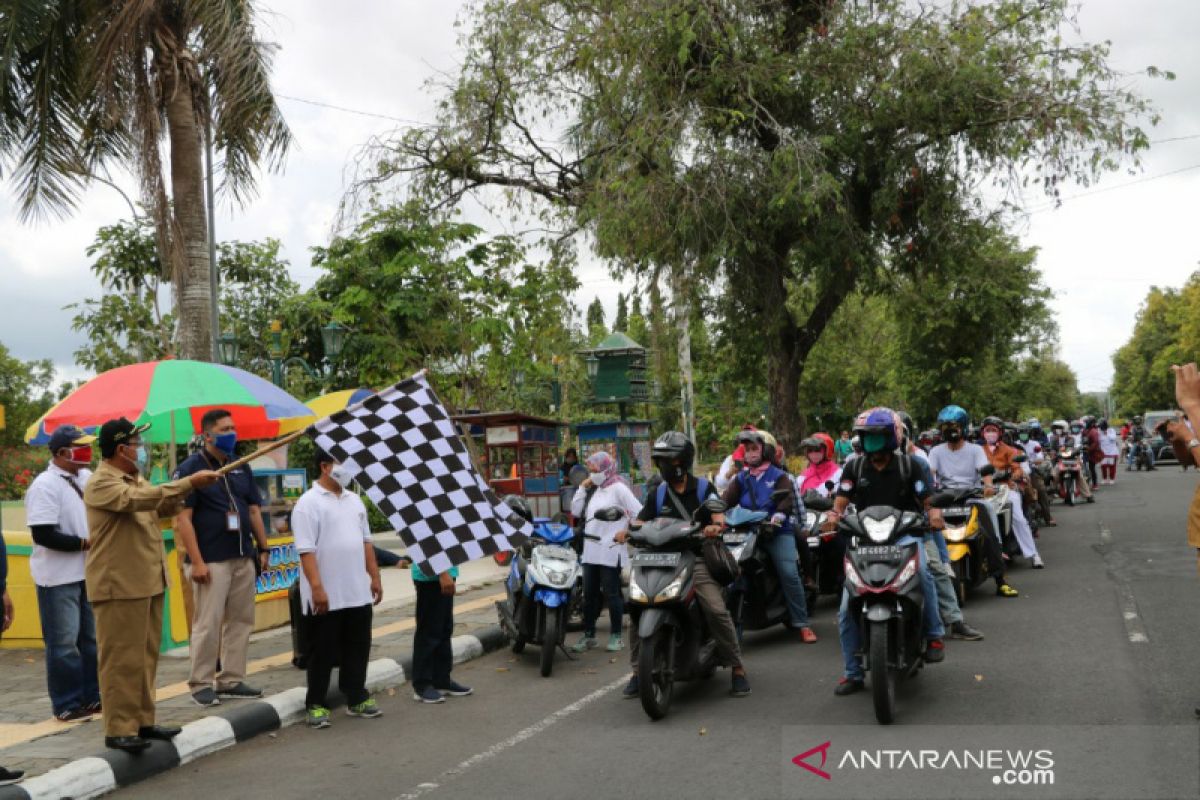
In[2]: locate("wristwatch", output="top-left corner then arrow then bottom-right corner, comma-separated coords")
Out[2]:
1187,438 -> 1200,451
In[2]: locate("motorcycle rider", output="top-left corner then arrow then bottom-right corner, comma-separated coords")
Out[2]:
721,430 -> 817,643
1018,425 -> 1057,527
1126,415 -> 1156,471
798,434 -> 841,497
978,417 -> 1045,568
927,405 -> 1020,597
1051,419 -> 1095,501
715,424 -> 757,493
614,431 -> 751,698
897,411 -> 984,642
829,408 -> 946,696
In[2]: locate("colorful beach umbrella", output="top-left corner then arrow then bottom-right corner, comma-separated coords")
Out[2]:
25,360 -> 313,444
275,388 -> 375,435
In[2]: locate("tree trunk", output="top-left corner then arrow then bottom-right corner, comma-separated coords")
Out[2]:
162,65 -> 213,362
671,264 -> 696,445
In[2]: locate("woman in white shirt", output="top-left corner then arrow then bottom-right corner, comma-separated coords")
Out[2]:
1098,419 -> 1121,485
569,451 -> 641,652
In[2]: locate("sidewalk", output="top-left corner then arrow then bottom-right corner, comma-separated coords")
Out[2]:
0,555 -> 509,782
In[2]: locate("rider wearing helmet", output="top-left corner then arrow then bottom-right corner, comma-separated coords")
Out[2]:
616,432 -> 751,698
927,405 -> 1020,597
722,430 -> 817,644
1017,424 -> 1056,527
798,434 -> 841,497
978,416 -> 1045,568
828,408 -> 947,696
1126,415 -> 1156,471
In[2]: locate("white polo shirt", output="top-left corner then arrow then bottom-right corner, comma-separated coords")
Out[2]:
24,463 -> 92,587
291,482 -> 373,614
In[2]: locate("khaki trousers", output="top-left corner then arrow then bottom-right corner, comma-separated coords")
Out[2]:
186,558 -> 257,692
92,594 -> 163,737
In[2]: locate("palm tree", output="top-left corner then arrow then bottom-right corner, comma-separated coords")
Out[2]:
0,1 -> 290,360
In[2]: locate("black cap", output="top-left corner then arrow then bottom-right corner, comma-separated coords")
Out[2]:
98,417 -> 150,457
46,425 -> 95,454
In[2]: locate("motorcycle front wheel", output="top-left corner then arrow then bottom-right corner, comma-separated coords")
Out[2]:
540,607 -> 560,677
870,621 -> 895,725
1064,477 -> 1075,506
638,629 -> 674,720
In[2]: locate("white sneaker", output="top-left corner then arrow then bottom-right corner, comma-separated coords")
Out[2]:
1031,555 -> 1045,569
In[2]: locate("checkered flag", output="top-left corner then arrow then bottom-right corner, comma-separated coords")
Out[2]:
310,372 -> 531,577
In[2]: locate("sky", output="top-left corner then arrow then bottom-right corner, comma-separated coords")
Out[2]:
0,0 -> 1196,395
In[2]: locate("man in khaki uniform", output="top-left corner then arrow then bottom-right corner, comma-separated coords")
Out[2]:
84,417 -> 219,753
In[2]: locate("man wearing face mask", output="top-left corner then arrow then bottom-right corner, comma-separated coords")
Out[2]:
84,417 -> 220,752
978,417 -> 1044,568
173,409 -> 270,707
24,426 -> 101,720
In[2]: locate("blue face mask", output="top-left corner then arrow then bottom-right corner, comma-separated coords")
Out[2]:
122,443 -> 148,471
213,431 -> 238,456
862,433 -> 888,453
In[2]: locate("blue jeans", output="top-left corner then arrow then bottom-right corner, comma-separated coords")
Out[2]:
36,581 -> 99,715
837,535 -> 943,681
762,531 -> 809,627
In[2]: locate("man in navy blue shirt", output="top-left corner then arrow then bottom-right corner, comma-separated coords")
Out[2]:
173,409 -> 270,707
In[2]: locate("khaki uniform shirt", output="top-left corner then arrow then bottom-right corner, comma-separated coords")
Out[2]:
83,461 -> 194,602
1188,482 -> 1200,550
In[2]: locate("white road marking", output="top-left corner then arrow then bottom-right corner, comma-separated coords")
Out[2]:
1100,522 -> 1149,644
393,675 -> 628,799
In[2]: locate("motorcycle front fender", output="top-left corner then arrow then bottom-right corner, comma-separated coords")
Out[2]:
638,608 -> 671,639
534,588 -> 570,608
946,543 -> 970,561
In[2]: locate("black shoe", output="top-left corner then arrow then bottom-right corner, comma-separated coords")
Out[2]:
924,639 -> 946,663
105,735 -> 151,753
0,767 -> 24,786
1086,495 -> 1095,503
622,675 -> 639,699
138,725 -> 181,741
730,672 -> 752,697
949,621 -> 984,641
217,682 -> 264,699
835,677 -> 865,696
191,688 -> 220,707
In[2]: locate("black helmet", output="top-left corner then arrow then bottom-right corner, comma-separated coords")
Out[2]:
896,411 -> 915,445
501,494 -> 533,523
652,431 -> 694,484
980,415 -> 1004,432
736,429 -> 776,465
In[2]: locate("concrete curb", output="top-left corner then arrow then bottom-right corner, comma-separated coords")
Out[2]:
0,625 -> 509,800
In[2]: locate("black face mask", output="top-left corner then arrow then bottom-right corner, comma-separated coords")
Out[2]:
658,463 -> 686,484
944,429 -> 962,443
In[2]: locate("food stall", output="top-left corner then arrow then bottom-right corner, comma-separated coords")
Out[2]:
452,412 -> 565,520
574,420 -> 654,492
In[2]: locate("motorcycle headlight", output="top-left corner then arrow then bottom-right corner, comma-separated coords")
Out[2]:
804,511 -> 818,529
862,516 -> 896,543
942,525 -> 969,543
629,580 -> 648,603
843,558 -> 865,593
544,569 -> 568,586
654,576 -> 684,603
890,556 -> 919,589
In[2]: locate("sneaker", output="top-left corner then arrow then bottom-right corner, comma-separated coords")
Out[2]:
346,698 -> 383,718
924,639 -> 946,663
570,634 -> 598,653
798,627 -> 818,644
1086,495 -> 1096,503
1031,555 -> 1045,569
83,701 -> 102,715
434,681 -> 473,697
191,688 -> 220,707
996,583 -> 1019,598
413,686 -> 446,704
835,677 -> 865,696
622,675 -> 640,699
306,705 -> 331,729
0,767 -> 24,786
54,707 -> 91,722
217,682 -> 264,699
730,672 -> 752,697
606,634 -> 624,652
949,621 -> 984,641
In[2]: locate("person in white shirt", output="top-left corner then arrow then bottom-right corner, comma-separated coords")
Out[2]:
570,451 -> 642,652
1017,426 -> 1056,526
23,426 -> 100,720
1098,419 -> 1121,485
291,449 -> 383,729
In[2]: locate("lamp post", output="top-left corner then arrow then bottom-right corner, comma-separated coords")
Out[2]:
220,319 -> 348,388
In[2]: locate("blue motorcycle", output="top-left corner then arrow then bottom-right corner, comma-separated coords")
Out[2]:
496,519 -> 581,677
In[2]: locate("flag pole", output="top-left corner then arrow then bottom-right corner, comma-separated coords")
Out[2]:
216,429 -> 308,476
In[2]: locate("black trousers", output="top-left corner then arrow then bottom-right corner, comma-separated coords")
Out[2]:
305,604 -> 373,709
412,581 -> 454,691
582,563 -> 623,638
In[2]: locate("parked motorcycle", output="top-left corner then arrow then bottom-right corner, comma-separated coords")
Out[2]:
495,519 -> 581,677
840,504 -> 930,725
626,496 -> 728,720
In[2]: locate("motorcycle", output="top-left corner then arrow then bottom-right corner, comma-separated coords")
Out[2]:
1129,440 -> 1152,472
1035,457 -> 1058,504
1055,446 -> 1084,505
724,501 -> 793,638
626,496 -> 728,720
800,487 -> 846,609
932,488 -> 987,605
495,518 -> 581,677
840,504 -> 930,725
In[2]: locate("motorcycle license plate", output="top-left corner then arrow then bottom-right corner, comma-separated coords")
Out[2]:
723,533 -> 749,545
537,545 -> 576,562
942,507 -> 968,517
807,536 -> 820,548
857,545 -> 906,561
632,552 -> 681,567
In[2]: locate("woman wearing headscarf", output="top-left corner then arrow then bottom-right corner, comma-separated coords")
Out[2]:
569,451 -> 642,652
797,433 -> 841,497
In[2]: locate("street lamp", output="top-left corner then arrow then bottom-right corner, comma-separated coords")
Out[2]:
320,322 -> 348,361
233,318 -> 350,387
217,331 -> 240,366
585,354 -> 599,381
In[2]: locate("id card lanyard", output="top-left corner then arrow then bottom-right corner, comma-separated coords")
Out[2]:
203,451 -> 244,555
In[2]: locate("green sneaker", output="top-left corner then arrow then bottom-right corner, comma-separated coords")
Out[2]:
606,634 -> 624,652
346,698 -> 382,719
306,705 -> 331,729
570,634 -> 598,653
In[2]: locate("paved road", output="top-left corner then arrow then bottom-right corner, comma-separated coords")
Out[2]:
120,470 -> 1200,800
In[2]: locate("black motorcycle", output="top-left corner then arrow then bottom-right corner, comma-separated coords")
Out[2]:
723,504 -> 791,638
840,504 -> 930,725
800,488 -> 846,610
626,496 -> 727,720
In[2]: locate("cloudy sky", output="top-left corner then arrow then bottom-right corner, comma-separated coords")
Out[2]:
0,0 -> 1196,395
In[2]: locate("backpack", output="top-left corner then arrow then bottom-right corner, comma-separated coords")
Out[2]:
843,452 -> 922,510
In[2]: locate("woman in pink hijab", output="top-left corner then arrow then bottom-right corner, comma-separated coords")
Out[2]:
797,433 -> 841,497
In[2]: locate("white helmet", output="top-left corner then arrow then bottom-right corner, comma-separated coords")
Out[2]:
1051,419 -> 1068,431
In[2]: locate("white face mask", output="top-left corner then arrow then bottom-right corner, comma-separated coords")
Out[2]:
588,471 -> 606,485
329,464 -> 354,489
983,431 -> 1000,445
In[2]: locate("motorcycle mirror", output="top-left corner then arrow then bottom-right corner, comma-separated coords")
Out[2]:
979,465 -> 996,477
592,506 -> 625,522
825,480 -> 836,491
701,496 -> 728,516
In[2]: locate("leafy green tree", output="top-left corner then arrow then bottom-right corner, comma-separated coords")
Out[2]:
381,0 -> 1159,447
613,292 -> 629,332
0,342 -> 56,447
0,1 -> 291,360
1112,278 -> 1193,414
